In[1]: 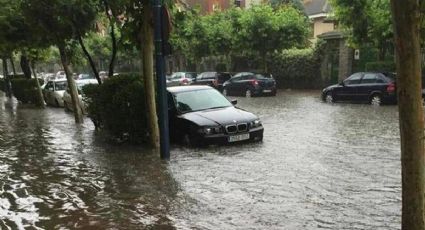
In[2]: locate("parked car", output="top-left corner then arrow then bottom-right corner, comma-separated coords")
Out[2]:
56,71 -> 66,79
77,73 -> 95,80
166,72 -> 197,87
63,79 -> 98,113
321,72 -> 397,106
222,72 -> 277,97
167,85 -> 264,146
192,72 -> 232,92
42,79 -> 68,107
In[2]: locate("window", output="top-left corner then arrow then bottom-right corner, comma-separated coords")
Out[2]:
234,0 -> 241,7
54,81 -> 67,91
361,73 -> 378,84
344,73 -> 362,85
45,82 -> 54,91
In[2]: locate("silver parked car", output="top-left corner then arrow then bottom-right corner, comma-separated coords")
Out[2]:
42,79 -> 68,107
166,72 -> 197,87
63,79 -> 98,114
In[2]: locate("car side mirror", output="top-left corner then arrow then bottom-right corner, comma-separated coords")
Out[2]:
231,99 -> 237,105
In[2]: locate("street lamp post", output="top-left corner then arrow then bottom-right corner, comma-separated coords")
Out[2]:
153,0 -> 170,159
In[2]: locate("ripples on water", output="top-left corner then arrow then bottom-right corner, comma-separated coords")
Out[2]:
0,91 -> 401,229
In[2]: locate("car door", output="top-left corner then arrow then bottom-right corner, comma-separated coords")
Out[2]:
357,73 -> 379,102
226,76 -> 241,95
168,73 -> 182,86
44,82 -> 54,104
336,73 -> 363,101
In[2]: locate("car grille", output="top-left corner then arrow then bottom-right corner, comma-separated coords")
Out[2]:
226,123 -> 248,134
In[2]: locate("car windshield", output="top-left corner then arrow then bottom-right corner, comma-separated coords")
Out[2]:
55,81 -> 67,91
174,89 -> 232,113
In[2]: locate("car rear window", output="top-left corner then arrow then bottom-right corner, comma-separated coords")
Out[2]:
186,73 -> 197,79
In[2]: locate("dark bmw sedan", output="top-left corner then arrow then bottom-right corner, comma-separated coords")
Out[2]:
322,72 -> 397,105
167,86 -> 264,146
222,72 -> 276,97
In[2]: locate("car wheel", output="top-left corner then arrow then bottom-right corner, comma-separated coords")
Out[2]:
245,89 -> 252,98
325,92 -> 334,103
370,94 -> 382,106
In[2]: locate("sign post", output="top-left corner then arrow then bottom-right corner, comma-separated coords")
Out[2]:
153,0 -> 170,159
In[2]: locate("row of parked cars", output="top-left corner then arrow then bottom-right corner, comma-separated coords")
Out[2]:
166,71 -> 277,97
42,75 -> 98,113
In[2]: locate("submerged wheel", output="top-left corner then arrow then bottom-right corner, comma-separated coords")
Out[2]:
325,92 -> 334,103
245,89 -> 252,98
55,99 -> 60,107
370,94 -> 382,106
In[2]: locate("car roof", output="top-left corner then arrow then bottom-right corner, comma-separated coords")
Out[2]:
167,85 -> 212,93
50,79 -> 67,82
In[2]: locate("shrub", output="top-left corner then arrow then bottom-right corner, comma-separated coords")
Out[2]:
82,74 -> 148,144
0,79 -> 5,92
365,61 -> 396,72
268,43 -> 324,89
10,78 -> 44,105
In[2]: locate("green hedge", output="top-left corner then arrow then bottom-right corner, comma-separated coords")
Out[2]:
268,46 -> 324,89
365,61 -> 395,72
0,79 -> 5,92
10,78 -> 44,105
82,74 -> 148,144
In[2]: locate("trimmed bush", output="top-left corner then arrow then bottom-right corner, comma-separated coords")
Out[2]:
82,74 -> 148,144
0,79 -> 5,92
365,61 -> 395,72
10,78 -> 44,105
268,45 -> 324,89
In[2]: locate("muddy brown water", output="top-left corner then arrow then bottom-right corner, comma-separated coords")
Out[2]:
0,91 -> 401,229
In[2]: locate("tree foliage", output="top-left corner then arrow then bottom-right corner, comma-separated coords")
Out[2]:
170,5 -> 310,70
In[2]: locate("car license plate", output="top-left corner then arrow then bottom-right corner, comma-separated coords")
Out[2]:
228,133 -> 250,142
263,89 -> 272,93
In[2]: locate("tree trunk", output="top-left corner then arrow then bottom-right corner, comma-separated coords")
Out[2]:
76,29 -> 102,84
9,57 -> 16,76
30,62 -> 45,108
102,0 -> 118,79
390,0 -> 425,229
20,54 -> 32,79
2,58 -> 11,97
58,44 -> 84,124
141,1 -> 160,149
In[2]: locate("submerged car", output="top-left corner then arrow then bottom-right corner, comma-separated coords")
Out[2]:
42,79 -> 67,107
223,72 -> 277,97
321,72 -> 397,105
167,86 -> 264,146
63,79 -> 98,114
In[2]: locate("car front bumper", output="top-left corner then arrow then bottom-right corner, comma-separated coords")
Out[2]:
199,126 -> 264,145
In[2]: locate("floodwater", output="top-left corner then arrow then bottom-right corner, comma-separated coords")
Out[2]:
0,91 -> 401,229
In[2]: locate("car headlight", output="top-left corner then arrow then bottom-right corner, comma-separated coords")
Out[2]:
199,126 -> 223,135
250,119 -> 262,128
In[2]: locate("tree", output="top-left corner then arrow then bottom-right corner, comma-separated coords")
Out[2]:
390,0 -> 425,229
270,0 -> 304,12
237,5 -> 309,71
331,0 -> 393,60
22,0 -> 98,123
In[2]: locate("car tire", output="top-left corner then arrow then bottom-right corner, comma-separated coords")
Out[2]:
370,94 -> 382,106
245,89 -> 252,98
325,92 -> 334,103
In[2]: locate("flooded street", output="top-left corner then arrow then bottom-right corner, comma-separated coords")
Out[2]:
0,91 -> 401,229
